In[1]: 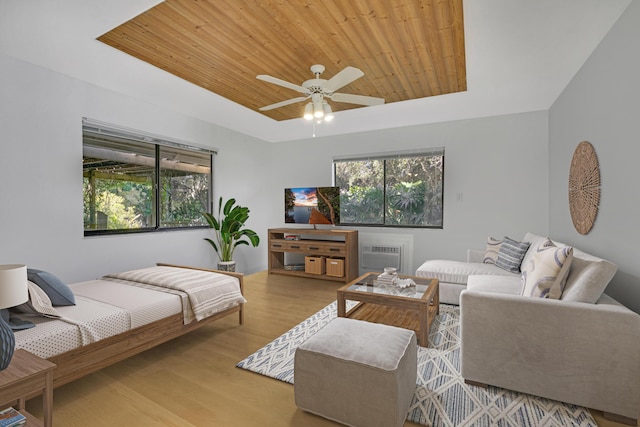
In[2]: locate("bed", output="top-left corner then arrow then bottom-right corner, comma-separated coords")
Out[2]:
13,263 -> 245,390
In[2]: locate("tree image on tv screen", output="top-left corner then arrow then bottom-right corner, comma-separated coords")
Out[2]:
285,187 -> 340,225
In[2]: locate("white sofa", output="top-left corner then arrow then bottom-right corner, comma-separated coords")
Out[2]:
415,232 -> 640,424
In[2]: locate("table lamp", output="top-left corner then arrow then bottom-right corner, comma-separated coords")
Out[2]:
0,264 -> 28,370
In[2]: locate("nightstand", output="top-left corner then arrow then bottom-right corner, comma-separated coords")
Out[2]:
0,349 -> 56,427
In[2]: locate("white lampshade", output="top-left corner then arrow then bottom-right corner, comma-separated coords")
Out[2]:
0,264 -> 28,309
303,103 -> 314,120
323,102 -> 334,122
313,99 -> 324,118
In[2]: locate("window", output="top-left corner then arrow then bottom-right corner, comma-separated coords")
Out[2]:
82,119 -> 214,235
334,149 -> 444,228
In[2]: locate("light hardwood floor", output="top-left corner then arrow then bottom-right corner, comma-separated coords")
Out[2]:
25,271 -> 636,426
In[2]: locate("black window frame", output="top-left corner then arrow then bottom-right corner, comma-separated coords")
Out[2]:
333,148 -> 444,229
82,118 -> 215,236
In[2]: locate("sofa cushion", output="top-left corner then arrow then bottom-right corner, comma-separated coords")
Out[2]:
522,233 -> 617,304
495,237 -> 531,273
561,255 -> 617,303
482,237 -> 503,264
416,260 -> 516,285
521,238 -> 574,299
467,275 -> 523,295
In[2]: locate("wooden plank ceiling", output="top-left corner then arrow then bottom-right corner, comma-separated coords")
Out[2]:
98,0 -> 466,121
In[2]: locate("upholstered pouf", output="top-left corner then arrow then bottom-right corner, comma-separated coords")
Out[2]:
294,317 -> 417,427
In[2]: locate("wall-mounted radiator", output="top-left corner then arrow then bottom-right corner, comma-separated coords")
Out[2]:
360,244 -> 402,273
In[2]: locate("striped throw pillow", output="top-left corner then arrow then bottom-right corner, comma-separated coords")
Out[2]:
495,237 -> 530,273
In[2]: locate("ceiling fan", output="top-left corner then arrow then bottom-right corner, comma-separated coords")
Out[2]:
256,65 -> 385,120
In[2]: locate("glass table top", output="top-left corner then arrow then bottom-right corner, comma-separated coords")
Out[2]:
345,273 -> 432,299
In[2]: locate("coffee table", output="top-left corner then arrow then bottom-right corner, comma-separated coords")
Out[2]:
337,272 -> 439,347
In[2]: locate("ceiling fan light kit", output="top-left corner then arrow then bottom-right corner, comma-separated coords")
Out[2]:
303,94 -> 334,122
257,64 -> 384,123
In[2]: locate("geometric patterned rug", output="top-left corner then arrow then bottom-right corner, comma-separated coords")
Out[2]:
237,302 -> 597,426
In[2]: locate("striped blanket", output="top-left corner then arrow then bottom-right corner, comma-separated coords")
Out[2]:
104,266 -> 245,324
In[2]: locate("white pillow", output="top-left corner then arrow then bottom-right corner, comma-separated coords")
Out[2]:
14,280 -> 61,318
521,238 -> 573,299
482,237 -> 503,264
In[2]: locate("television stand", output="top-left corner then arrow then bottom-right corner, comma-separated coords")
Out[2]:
268,228 -> 359,282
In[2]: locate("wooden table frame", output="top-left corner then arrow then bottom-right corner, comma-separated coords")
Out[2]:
337,272 -> 439,346
0,349 -> 56,427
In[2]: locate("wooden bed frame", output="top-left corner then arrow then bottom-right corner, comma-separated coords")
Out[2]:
41,263 -> 244,390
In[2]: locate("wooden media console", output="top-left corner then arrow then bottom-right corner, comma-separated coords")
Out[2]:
268,228 -> 359,282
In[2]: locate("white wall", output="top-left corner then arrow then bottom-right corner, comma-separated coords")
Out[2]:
1,43 -> 587,307
549,1 -> 640,313
269,111 -> 550,273
0,53 -> 270,282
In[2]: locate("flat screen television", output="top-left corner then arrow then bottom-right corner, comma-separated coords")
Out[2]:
285,187 -> 340,225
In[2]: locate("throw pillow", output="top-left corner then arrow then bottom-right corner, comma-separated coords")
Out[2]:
560,256 -> 617,303
27,269 -> 75,306
14,281 -> 61,318
495,237 -> 530,273
521,238 -> 574,299
483,237 -> 503,264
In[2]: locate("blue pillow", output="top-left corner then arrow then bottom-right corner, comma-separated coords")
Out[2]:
27,269 -> 76,306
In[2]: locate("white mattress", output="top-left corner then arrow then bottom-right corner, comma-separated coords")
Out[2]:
15,316 -> 84,359
14,279 -> 183,359
70,279 -> 182,328
15,295 -> 129,359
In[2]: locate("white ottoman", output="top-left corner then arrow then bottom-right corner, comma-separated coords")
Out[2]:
294,317 -> 417,427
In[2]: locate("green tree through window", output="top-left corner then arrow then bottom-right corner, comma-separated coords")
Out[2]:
334,150 -> 444,228
83,119 -> 213,234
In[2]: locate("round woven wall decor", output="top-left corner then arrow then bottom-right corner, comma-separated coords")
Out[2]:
568,141 -> 600,235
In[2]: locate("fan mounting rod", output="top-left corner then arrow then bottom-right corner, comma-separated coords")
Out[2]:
303,65 -> 328,95
310,64 -> 325,77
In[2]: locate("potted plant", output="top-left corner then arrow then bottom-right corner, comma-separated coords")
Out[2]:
202,197 -> 260,272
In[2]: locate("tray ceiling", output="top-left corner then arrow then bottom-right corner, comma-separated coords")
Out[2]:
98,0 -> 466,121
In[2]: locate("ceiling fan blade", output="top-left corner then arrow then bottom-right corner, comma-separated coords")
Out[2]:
324,66 -> 364,92
259,97 -> 308,111
257,75 -> 307,94
330,93 -> 385,106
